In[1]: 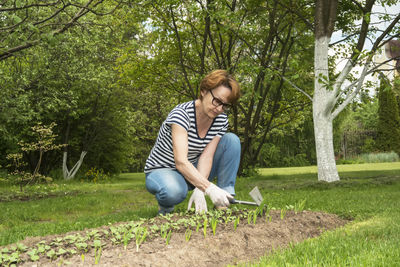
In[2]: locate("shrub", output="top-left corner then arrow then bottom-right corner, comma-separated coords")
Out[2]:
282,153 -> 310,167
359,152 -> 399,163
83,167 -> 111,183
337,152 -> 399,164
376,79 -> 400,155
4,123 -> 64,191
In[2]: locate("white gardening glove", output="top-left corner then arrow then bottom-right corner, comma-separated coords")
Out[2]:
204,183 -> 234,208
187,188 -> 208,213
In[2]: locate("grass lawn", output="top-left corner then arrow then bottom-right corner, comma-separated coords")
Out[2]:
237,162 -> 400,266
1,162 -> 400,266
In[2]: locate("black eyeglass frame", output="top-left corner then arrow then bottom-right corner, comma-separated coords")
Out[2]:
209,90 -> 232,111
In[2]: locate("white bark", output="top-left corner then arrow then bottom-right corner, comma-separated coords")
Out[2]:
313,36 -> 340,182
63,151 -> 87,180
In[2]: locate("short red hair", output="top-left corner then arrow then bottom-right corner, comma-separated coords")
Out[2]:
199,70 -> 240,104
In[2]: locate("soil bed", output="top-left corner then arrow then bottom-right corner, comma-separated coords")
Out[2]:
5,210 -> 348,267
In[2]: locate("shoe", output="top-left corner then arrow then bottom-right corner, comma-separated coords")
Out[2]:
158,205 -> 174,215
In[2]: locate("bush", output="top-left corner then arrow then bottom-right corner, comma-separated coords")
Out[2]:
337,152 -> 399,164
359,151 -> 399,163
83,167 -> 111,183
282,153 -> 310,167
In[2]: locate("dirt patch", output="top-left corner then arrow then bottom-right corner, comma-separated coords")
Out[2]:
11,210 -> 348,267
0,191 -> 81,202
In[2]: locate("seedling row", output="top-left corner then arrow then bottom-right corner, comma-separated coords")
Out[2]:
0,199 -> 307,266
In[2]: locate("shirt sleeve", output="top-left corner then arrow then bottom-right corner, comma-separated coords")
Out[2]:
165,107 -> 190,131
216,118 -> 229,138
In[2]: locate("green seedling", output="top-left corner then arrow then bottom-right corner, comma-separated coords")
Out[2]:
265,206 -> 272,222
150,224 -> 160,235
135,227 -> 148,252
27,249 -> 40,261
294,199 -> 307,214
165,230 -> 172,245
160,224 -> 169,239
46,249 -> 56,260
94,247 -> 102,265
196,221 -> 201,232
280,208 -> 287,220
3,251 -> 20,265
64,235 -> 78,244
75,242 -> 88,252
56,248 -> 67,257
234,216 -> 240,231
57,258 -> 64,267
226,209 -> 232,222
16,243 -> 28,252
210,217 -> 218,236
81,254 -> 85,264
123,229 -> 133,250
185,228 -> 192,242
203,218 -> 208,238
253,210 -> 257,225
247,212 -> 252,224
88,230 -> 100,239
93,240 -> 102,265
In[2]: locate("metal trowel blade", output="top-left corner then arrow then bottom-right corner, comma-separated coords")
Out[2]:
249,186 -> 263,206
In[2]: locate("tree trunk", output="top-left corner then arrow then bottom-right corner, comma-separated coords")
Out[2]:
313,35 -> 340,182
313,111 -> 339,182
63,151 -> 87,180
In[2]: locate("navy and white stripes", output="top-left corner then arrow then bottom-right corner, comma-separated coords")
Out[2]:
144,101 -> 228,173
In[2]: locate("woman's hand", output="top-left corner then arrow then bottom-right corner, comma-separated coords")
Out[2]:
187,188 -> 208,213
205,183 -> 233,207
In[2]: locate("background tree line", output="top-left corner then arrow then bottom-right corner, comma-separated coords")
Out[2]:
1,0 -> 399,181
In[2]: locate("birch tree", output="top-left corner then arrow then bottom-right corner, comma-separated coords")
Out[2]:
311,0 -> 400,182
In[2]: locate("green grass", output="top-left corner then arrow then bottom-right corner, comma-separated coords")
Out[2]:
0,173 -> 158,246
1,163 -> 400,266
233,162 -> 400,266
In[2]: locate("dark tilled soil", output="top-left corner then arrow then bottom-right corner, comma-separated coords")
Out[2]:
14,210 -> 349,267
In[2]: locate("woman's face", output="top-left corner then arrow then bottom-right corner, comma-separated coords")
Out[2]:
200,85 -> 232,119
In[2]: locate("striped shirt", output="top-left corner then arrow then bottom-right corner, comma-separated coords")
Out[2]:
144,100 -> 228,173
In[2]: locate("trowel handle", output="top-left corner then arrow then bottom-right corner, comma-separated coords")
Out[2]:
230,199 -> 259,206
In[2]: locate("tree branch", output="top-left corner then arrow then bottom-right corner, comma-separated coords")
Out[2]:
169,4 -> 195,98
0,0 -> 119,61
0,1 -> 61,12
332,61 -> 370,119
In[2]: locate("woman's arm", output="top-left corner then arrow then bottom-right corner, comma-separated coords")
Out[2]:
172,124 -> 218,191
196,133 -> 220,179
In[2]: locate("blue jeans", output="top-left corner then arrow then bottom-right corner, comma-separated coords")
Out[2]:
145,133 -> 241,213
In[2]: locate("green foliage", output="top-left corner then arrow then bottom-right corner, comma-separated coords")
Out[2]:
0,1 -> 122,60
359,152 -> 399,163
83,167 -> 111,183
114,0 -> 315,172
0,9 -> 135,174
376,78 -> 400,155
257,115 -> 315,168
337,152 -> 399,164
5,123 -> 65,191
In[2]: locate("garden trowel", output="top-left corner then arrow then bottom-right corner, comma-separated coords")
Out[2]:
231,186 -> 264,206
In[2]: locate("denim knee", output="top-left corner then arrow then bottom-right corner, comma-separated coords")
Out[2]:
159,183 -> 188,207
221,133 -> 241,152
145,170 -> 188,208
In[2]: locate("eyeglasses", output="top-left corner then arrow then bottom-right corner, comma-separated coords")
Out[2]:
209,90 -> 232,111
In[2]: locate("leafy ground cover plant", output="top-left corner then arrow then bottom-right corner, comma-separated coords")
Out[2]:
0,207 -> 268,266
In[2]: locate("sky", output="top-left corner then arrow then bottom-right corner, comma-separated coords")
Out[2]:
329,2 -> 400,91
